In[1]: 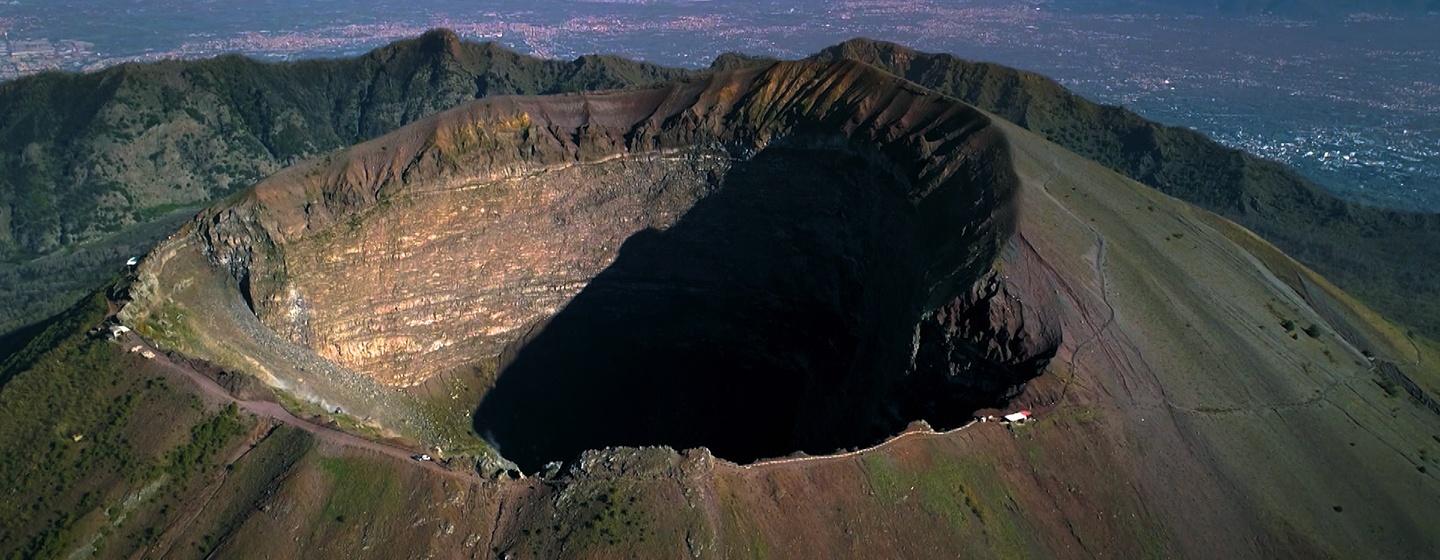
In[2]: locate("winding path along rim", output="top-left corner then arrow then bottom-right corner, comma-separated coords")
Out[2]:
120,328 -> 1009,479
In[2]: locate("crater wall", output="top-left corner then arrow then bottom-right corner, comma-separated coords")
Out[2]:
153,59 -> 1055,462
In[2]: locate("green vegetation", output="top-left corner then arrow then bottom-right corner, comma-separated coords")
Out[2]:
565,485 -> 652,548
134,202 -> 201,222
863,452 -> 983,529
513,481 -> 657,557
0,291 -> 255,559
0,292 -> 108,386
0,208 -> 191,336
414,361 -> 499,458
862,450 -> 1033,558
132,300 -> 200,352
163,403 -> 247,481
714,483 -> 771,560
316,456 -> 405,528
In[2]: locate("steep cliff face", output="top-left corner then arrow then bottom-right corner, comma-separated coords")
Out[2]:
127,59 -> 1057,465
905,273 -> 1061,428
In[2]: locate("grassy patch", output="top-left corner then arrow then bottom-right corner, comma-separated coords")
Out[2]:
715,483 -> 770,560
316,456 -> 403,526
270,391 -> 407,449
862,449 -> 1034,558
862,452 -> 984,530
132,301 -> 200,352
412,371 -> 496,458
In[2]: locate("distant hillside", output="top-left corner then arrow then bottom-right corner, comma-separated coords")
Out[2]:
0,29 -> 682,257
0,29 -> 686,333
805,38 -> 1440,339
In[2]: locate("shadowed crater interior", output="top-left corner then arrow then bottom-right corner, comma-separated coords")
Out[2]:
475,140 -> 1056,471
177,60 -> 1063,469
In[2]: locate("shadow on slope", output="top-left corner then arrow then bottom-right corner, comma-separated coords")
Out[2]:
475,141 -> 1051,471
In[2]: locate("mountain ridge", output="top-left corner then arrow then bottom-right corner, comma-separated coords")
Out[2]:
807,37 -> 1440,338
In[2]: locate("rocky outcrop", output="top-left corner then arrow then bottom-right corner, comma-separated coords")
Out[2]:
905,274 -> 1060,428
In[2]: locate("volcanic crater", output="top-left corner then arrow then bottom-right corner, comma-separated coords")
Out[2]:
138,59 -> 1060,471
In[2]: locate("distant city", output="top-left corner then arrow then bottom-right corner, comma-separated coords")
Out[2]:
2,0 -> 1436,211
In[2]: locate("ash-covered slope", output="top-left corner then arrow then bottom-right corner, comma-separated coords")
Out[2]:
123,59 -> 1057,460
808,38 -> 1440,340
